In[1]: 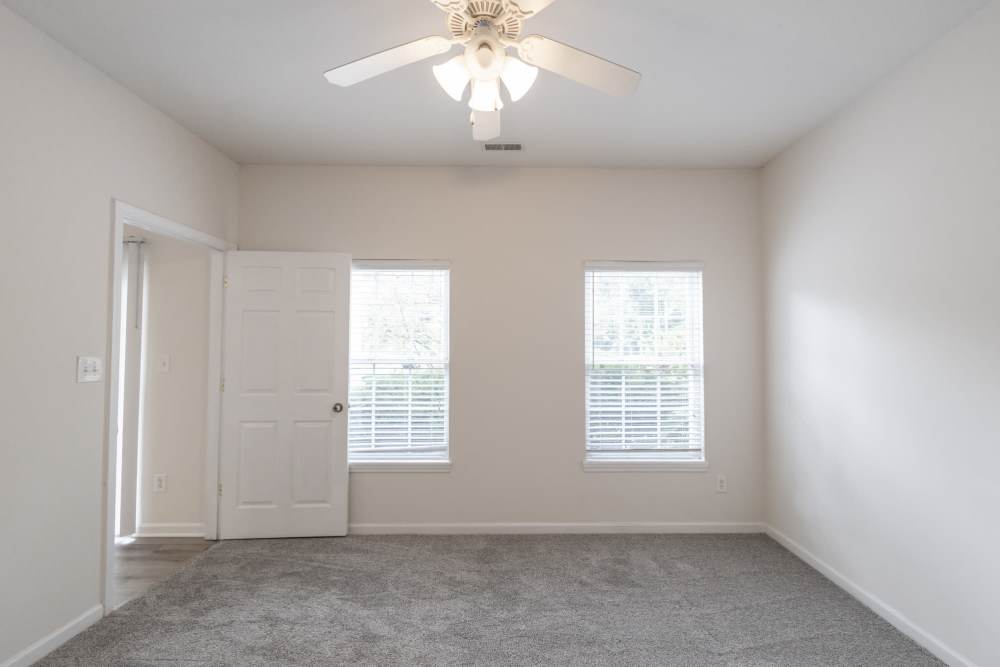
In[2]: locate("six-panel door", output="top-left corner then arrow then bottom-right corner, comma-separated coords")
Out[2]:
219,251 -> 351,538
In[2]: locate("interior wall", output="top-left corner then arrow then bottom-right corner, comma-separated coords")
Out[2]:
761,3 -> 1000,665
0,4 -> 237,663
238,165 -> 765,530
136,234 -> 211,535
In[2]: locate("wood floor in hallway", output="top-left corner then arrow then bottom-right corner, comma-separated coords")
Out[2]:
112,537 -> 214,610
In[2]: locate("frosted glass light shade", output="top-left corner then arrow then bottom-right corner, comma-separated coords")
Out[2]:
500,57 -> 538,102
433,56 -> 471,102
468,79 -> 504,112
470,110 -> 501,141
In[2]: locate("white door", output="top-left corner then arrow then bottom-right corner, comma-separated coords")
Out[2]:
220,251 -> 351,538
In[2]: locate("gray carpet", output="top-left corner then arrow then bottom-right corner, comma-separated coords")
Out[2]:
40,535 -> 940,666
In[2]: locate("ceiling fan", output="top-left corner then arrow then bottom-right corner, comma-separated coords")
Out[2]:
324,0 -> 641,141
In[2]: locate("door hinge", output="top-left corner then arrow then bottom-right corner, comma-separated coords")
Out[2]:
218,483 -> 223,497
223,276 -> 229,288
220,377 -> 225,392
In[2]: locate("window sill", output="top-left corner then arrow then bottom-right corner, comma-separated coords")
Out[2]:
349,460 -> 452,473
582,459 -> 708,473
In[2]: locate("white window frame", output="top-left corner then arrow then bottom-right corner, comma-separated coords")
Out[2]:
348,259 -> 451,473
582,261 -> 708,472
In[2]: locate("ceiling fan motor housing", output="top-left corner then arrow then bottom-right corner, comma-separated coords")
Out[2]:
447,1 -> 523,41
465,27 -> 506,81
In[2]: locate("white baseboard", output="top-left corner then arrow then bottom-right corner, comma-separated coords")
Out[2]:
134,522 -> 206,538
349,521 -> 765,535
764,525 -> 976,667
1,604 -> 103,667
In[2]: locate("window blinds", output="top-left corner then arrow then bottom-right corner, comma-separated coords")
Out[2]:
349,266 -> 449,461
585,265 -> 704,461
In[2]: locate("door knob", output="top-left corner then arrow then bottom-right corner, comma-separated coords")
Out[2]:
332,403 -> 344,414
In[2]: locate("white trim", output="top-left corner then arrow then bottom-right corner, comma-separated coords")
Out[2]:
582,459 -> 709,472
203,252 -> 224,540
102,201 -> 124,619
0,604 -> 103,667
584,260 -> 704,272
116,201 -> 232,252
765,525 -> 977,667
103,200 -> 227,614
350,460 -> 452,473
134,522 -> 207,538
353,258 -> 451,270
349,522 -> 764,535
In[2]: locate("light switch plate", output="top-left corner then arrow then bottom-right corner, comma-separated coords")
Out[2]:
715,474 -> 728,494
152,474 -> 167,493
76,356 -> 103,383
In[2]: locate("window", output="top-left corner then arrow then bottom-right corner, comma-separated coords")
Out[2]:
349,262 -> 449,467
584,262 -> 705,469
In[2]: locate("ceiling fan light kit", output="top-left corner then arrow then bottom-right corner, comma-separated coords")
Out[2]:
325,0 -> 641,142
500,56 -> 539,102
433,55 -> 471,101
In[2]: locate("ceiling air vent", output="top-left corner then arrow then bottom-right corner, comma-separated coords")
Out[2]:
483,143 -> 523,152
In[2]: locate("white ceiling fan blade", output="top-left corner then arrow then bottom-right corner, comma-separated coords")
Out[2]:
471,110 -> 501,141
325,36 -> 453,87
517,35 -> 640,97
506,0 -> 558,19
428,0 -> 468,12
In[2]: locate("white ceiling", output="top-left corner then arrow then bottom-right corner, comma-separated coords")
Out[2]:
5,0 -> 984,167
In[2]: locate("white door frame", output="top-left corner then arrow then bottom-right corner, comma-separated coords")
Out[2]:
102,200 -> 232,613
117,240 -> 144,537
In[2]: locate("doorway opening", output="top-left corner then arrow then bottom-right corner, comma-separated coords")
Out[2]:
104,202 -> 229,612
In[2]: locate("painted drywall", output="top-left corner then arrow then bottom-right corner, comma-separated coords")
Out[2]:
136,234 -> 211,535
762,3 -> 1000,665
0,5 -> 237,663
238,166 -> 765,529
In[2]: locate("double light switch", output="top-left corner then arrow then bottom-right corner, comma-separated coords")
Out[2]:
76,356 -> 103,383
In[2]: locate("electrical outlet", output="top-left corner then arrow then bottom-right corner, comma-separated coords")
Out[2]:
716,474 -> 728,494
152,474 -> 168,493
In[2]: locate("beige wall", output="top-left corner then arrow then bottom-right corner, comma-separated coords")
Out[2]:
138,235 -> 211,533
239,166 -> 765,529
762,3 -> 1000,665
0,4 -> 237,662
